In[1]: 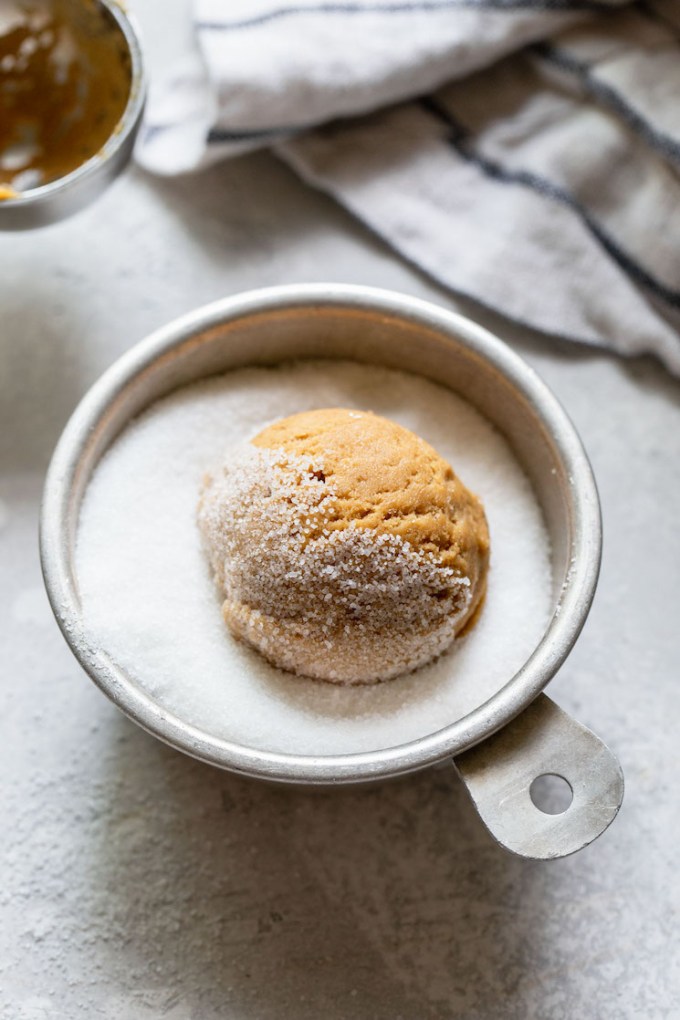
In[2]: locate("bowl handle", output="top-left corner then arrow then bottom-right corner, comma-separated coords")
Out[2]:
453,694 -> 624,859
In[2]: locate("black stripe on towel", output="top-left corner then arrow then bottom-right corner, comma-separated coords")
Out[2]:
421,96 -> 680,309
141,122 -> 297,150
198,0 -> 621,32
207,126 -> 297,144
533,42 -> 680,165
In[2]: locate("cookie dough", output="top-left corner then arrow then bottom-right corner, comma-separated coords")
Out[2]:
198,408 -> 490,684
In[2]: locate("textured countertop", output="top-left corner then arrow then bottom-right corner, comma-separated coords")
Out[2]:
1,3 -> 679,1017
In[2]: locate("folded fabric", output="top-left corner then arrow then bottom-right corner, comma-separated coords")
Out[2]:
137,0 -> 680,374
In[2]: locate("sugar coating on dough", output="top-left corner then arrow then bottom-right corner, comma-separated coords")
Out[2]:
198,408 -> 489,684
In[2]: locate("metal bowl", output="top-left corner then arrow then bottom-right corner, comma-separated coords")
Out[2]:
40,285 -> 624,859
0,0 -> 146,230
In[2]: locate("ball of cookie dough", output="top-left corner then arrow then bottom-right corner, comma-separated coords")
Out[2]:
197,408 -> 489,685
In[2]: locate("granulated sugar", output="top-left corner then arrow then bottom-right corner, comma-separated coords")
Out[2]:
76,361 -> 553,755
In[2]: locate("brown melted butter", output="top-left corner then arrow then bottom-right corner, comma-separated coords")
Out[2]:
0,0 -> 131,193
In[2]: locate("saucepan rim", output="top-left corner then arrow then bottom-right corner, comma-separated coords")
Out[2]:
0,0 -> 146,219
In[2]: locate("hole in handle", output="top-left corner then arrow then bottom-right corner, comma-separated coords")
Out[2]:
530,773 -> 573,815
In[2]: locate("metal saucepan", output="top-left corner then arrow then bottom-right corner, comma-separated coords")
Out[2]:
0,0 -> 145,230
40,285 -> 624,859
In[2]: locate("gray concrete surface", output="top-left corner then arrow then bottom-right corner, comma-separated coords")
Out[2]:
1,2 -> 679,1017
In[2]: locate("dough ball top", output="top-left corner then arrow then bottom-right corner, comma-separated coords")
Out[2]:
253,408 -> 487,576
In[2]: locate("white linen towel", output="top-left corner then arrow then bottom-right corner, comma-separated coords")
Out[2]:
137,0 -> 680,374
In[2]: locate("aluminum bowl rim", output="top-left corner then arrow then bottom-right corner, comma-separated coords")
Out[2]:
40,284 -> 602,784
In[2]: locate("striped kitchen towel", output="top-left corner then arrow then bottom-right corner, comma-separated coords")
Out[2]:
137,0 -> 680,374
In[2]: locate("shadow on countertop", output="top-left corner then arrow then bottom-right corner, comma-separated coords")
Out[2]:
80,715 -> 572,1020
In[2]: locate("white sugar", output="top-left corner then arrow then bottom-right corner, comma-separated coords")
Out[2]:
76,361 -> 552,755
